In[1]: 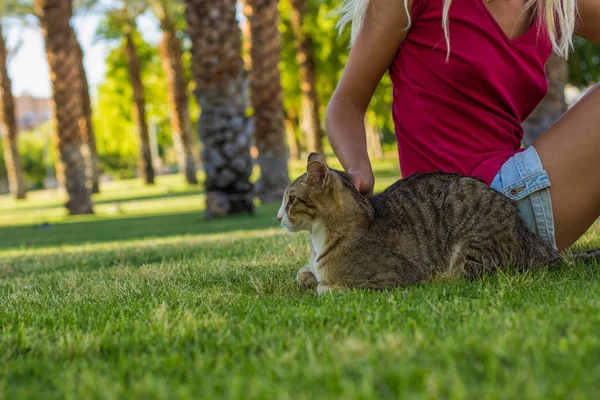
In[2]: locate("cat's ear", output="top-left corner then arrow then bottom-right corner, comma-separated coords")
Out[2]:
306,161 -> 329,188
307,152 -> 327,165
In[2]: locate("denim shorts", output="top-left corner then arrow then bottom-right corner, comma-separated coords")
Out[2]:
490,146 -> 557,249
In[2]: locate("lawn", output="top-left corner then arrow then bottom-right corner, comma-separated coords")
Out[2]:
2,154 -> 600,399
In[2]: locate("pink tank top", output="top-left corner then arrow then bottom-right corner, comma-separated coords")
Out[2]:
390,0 -> 553,184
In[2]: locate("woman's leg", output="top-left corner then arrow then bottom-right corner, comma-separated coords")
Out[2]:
534,83 -> 600,251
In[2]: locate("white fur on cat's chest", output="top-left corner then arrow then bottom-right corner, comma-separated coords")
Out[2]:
309,222 -> 326,281
310,222 -> 327,256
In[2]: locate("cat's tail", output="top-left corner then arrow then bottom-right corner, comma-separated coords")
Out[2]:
566,248 -> 600,263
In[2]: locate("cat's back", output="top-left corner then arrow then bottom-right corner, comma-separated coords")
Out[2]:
369,172 -> 512,248
370,172 -> 493,220
366,171 -> 554,271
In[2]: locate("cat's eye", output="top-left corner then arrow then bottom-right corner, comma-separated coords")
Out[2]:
286,196 -> 296,209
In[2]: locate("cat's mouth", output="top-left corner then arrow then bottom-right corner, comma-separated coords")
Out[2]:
280,220 -> 298,232
280,218 -> 308,233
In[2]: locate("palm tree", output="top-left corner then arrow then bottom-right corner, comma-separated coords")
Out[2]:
522,54 -> 568,147
284,109 -> 300,161
185,0 -> 254,217
4,0 -> 100,194
34,0 -> 93,214
243,0 -> 289,203
365,120 -> 383,160
0,22 -> 27,200
124,27 -> 155,185
148,0 -> 197,185
97,3 -> 155,185
73,33 -> 101,193
289,0 -> 323,154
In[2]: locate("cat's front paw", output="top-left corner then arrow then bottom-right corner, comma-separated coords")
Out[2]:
317,283 -> 343,296
296,266 -> 318,290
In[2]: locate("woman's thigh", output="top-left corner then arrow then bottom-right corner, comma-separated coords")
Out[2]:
534,83 -> 600,251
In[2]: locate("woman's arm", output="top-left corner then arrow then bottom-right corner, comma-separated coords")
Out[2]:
575,0 -> 600,45
326,0 -> 410,197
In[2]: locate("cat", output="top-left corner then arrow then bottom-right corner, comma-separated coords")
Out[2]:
278,153 -> 599,295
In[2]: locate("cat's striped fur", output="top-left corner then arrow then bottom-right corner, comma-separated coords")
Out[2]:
278,153 -> 597,294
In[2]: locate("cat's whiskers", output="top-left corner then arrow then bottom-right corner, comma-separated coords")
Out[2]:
278,172 -> 290,188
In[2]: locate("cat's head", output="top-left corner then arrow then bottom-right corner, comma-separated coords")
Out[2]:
277,153 -> 373,233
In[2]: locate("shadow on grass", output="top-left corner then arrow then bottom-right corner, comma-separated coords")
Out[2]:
92,188 -> 206,206
0,204 -> 281,250
0,188 -> 207,214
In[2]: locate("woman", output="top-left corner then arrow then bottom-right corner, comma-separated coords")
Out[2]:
327,0 -> 600,252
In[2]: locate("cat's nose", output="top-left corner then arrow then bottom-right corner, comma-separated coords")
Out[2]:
277,216 -> 282,222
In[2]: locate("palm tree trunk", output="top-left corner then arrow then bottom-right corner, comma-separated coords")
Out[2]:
124,31 -> 155,185
158,21 -> 198,185
243,0 -> 289,203
365,120 -> 383,160
522,53 -> 568,147
73,33 -> 100,193
35,0 -> 92,214
185,0 -> 254,218
284,110 -> 300,161
290,0 -> 323,154
0,23 -> 26,200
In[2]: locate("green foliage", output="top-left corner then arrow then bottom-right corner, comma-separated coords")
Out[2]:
1,156 -> 600,398
568,37 -> 600,88
17,125 -> 54,188
93,2 -> 199,178
279,0 -> 396,145
146,0 -> 187,31
93,31 -> 172,178
0,124 -> 55,190
0,0 -> 34,17
279,0 -> 343,117
0,145 -> 5,178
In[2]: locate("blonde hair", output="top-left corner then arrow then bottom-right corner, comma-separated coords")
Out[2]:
336,0 -> 576,59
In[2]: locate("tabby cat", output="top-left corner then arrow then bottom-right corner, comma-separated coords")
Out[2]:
278,153 -> 598,295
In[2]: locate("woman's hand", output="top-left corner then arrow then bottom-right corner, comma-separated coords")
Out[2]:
349,168 -> 375,198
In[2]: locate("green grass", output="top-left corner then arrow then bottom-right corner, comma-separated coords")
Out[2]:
2,154 -> 600,399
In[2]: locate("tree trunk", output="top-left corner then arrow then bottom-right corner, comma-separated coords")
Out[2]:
51,135 -> 65,188
290,0 -> 323,154
243,0 -> 289,203
522,53 -> 568,147
158,20 -> 198,185
0,24 -> 27,200
35,0 -> 92,215
185,0 -> 254,218
73,33 -> 100,193
365,121 -> 383,160
284,111 -> 300,161
124,31 -> 155,185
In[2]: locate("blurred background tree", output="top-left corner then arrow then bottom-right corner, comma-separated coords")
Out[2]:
148,0 -> 198,185
243,0 -> 289,203
569,37 -> 600,88
0,20 -> 27,199
523,38 -> 600,147
96,2 -> 156,185
185,0 -> 254,218
35,0 -> 94,214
